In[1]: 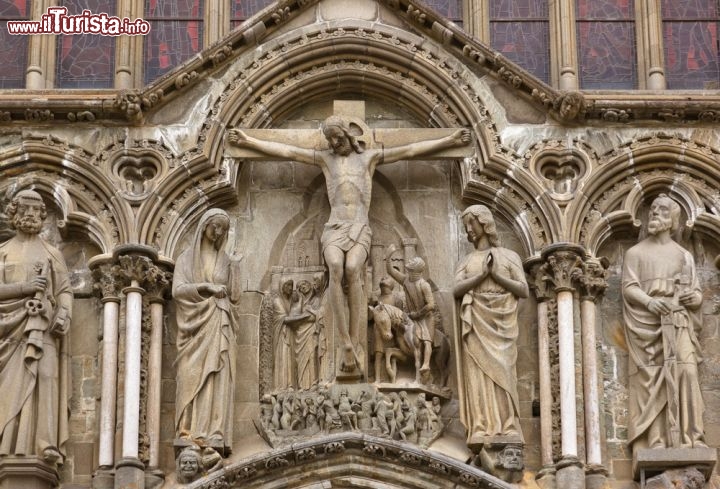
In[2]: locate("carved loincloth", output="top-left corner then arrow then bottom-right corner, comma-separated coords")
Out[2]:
321,221 -> 372,255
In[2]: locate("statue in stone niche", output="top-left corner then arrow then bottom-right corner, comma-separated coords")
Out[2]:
173,208 -> 241,454
228,119 -> 470,375
284,279 -> 319,389
622,194 -> 706,453
453,204 -> 528,450
0,190 -> 72,465
271,278 -> 295,390
385,245 -> 438,382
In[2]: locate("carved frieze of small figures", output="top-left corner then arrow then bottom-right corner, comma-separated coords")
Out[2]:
257,385 -> 445,449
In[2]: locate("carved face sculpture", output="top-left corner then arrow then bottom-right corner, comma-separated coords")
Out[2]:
647,196 -> 678,236
177,451 -> 201,482
323,125 -> 353,156
497,446 -> 524,471
463,214 -> 484,246
11,191 -> 46,234
203,216 -> 229,249
405,257 -> 426,282
281,279 -> 294,298
379,276 -> 394,294
297,280 -> 312,295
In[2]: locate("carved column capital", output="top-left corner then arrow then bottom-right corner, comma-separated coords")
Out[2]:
575,256 -> 609,302
91,261 -> 123,302
144,264 -> 172,303
540,243 -> 585,293
525,257 -> 554,302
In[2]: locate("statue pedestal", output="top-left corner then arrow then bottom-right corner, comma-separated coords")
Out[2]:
633,447 -> 718,481
0,456 -> 59,489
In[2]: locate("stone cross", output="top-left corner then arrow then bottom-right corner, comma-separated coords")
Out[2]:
225,100 -> 472,160
226,100 -> 473,383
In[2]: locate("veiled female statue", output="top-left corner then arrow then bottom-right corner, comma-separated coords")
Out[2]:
173,209 -> 241,452
453,205 -> 528,448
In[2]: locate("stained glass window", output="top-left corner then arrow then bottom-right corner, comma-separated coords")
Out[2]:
145,0 -> 203,84
423,0 -> 462,24
576,0 -> 636,89
490,0 -> 550,84
662,0 -> 719,89
0,0 -> 30,88
56,0 -> 116,88
230,0 -> 274,29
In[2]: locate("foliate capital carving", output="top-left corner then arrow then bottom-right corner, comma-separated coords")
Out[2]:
525,258 -> 553,303
540,244 -> 585,293
575,256 -> 609,302
144,265 -> 172,303
115,254 -> 154,290
92,263 -> 122,301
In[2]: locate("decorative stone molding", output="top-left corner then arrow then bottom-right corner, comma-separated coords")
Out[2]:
183,433 -> 513,489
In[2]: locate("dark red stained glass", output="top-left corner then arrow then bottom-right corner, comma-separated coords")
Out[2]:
422,0 -> 462,23
662,0 -> 720,89
144,0 -> 203,84
230,0 -> 274,29
56,0 -> 116,88
490,0 -> 549,83
0,0 -> 30,88
576,0 -> 636,89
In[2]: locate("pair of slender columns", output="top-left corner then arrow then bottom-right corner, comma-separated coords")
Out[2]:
91,252 -> 169,487
532,247 -> 608,489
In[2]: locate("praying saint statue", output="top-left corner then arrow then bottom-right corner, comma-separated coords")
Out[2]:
228,116 -> 470,375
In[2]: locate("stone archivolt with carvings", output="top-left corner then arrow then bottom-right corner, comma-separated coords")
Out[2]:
183,432 -> 510,489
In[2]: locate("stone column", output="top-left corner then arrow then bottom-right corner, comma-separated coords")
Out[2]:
462,0 -> 489,42
550,0 -> 578,89
26,0 -> 54,88
576,257 -> 609,489
144,264 -> 171,487
115,0 -> 144,88
89,259 -> 122,489
526,259 -> 556,489
542,244 -> 585,489
113,252 -> 155,489
637,0 -> 666,90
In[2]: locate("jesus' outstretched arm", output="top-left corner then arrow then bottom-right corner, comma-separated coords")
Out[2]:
380,128 -> 471,165
228,128 -> 318,166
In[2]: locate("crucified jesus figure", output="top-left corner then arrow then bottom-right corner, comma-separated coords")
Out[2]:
229,116 -> 470,374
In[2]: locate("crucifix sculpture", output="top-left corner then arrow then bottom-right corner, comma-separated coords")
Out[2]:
227,101 -> 472,380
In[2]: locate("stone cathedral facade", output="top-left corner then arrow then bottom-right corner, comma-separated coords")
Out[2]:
0,1 -> 719,489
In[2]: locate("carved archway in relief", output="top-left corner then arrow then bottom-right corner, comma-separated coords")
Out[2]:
566,134 -> 720,256
151,19 -> 555,258
0,136 -> 125,253
183,433 -> 511,489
